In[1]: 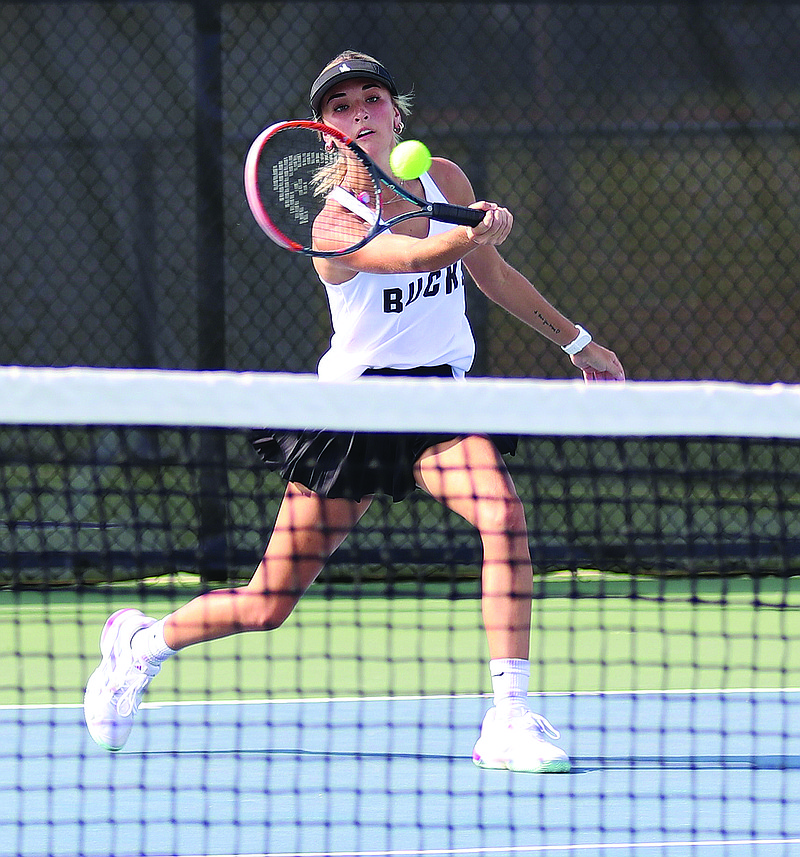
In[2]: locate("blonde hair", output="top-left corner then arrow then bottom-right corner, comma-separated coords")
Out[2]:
313,51 -> 413,196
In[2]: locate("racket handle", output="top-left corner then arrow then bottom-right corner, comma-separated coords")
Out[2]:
428,202 -> 486,227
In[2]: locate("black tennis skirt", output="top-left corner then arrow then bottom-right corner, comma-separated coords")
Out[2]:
250,366 -> 517,501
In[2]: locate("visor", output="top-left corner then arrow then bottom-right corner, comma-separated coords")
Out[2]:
310,58 -> 398,118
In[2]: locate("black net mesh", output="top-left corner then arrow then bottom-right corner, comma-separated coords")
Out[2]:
3,425 -> 800,587
3,369 -> 800,854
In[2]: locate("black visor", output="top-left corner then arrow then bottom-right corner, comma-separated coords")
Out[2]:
310,58 -> 398,118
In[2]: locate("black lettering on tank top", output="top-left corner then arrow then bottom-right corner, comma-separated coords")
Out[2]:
383,288 -> 403,313
445,263 -> 459,294
406,278 -> 424,306
382,263 -> 460,313
423,270 -> 441,297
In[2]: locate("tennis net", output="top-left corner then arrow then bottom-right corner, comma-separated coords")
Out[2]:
2,366 -> 800,857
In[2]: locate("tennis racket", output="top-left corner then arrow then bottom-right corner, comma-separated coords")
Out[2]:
243,120 -> 484,257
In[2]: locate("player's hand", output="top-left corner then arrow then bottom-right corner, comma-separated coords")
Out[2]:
465,202 -> 513,246
570,342 -> 625,382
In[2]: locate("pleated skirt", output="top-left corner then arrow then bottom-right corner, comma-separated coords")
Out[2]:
250,366 -> 516,501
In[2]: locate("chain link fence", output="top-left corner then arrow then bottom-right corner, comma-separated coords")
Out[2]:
3,2 -> 800,584
3,1 -> 799,382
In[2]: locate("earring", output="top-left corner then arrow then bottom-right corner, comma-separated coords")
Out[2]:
394,121 -> 404,135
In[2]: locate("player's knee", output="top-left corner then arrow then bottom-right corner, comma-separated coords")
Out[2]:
481,493 -> 528,538
243,592 -> 299,632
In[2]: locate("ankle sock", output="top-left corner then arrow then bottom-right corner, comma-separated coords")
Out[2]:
130,619 -> 176,666
490,658 -> 530,716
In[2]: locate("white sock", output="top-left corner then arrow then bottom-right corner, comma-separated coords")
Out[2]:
490,658 -> 530,716
130,618 -> 176,666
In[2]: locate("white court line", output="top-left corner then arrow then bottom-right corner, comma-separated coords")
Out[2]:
4,688 -> 800,712
142,837 -> 800,857
5,693 -> 480,711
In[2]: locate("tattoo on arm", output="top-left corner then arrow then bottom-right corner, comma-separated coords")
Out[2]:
535,310 -> 560,335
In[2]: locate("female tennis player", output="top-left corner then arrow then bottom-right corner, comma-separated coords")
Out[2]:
84,51 -> 624,772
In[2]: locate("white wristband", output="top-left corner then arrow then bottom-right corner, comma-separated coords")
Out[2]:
561,325 -> 592,355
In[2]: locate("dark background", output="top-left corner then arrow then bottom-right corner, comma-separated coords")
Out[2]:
3,1 -> 799,382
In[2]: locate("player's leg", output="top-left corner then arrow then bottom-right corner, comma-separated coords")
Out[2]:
414,434 -> 569,773
84,483 -> 370,750
414,435 -> 531,659
161,483 -> 371,647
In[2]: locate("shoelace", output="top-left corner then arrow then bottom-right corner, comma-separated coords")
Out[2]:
517,709 -> 561,740
114,664 -> 156,717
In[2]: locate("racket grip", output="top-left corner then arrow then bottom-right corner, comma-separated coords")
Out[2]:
428,202 -> 486,227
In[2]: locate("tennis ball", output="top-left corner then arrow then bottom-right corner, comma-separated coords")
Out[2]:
389,140 -> 432,181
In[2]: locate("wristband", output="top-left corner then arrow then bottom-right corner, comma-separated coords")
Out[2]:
561,325 -> 592,355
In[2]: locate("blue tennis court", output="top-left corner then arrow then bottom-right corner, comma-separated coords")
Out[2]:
4,691 -> 800,857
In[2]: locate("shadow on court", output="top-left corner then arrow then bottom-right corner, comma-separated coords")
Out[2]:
121,744 -> 800,773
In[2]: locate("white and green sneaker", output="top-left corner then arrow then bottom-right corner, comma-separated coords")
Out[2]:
83,608 -> 160,751
472,705 -> 571,773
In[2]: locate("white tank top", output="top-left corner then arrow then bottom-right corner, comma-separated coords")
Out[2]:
316,172 -> 476,381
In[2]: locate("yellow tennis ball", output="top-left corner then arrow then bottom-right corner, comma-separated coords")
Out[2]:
389,140 -> 432,180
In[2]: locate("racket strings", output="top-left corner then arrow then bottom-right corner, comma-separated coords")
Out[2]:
257,127 -> 380,254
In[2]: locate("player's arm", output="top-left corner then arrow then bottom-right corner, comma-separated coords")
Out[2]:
436,161 -> 625,381
312,159 -> 510,282
467,249 -> 624,380
313,219 -> 474,280
432,159 -> 572,340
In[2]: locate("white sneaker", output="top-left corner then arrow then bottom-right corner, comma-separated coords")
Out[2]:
472,706 -> 571,773
83,608 -> 160,751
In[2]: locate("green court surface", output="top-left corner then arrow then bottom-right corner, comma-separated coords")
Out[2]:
3,573 -> 799,706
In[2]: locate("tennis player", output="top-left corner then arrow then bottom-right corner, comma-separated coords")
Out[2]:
84,51 -> 624,772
